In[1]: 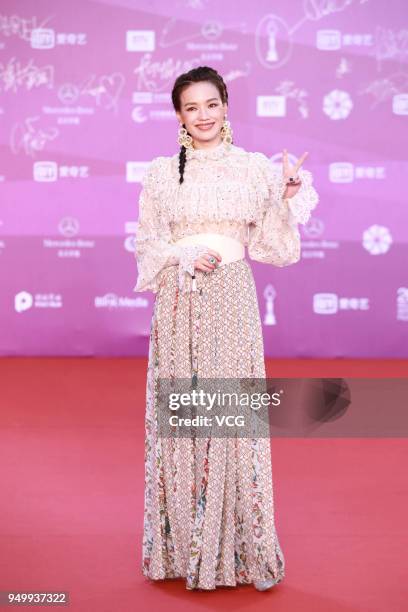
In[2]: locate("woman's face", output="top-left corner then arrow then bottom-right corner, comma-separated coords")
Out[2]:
175,81 -> 227,148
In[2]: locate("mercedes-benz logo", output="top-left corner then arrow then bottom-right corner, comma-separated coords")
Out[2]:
58,83 -> 79,104
303,218 -> 324,239
201,21 -> 222,40
58,216 -> 80,237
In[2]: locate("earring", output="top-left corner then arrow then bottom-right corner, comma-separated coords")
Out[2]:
177,123 -> 194,150
220,116 -> 233,145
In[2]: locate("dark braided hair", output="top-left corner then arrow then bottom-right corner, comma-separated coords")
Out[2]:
171,66 -> 229,184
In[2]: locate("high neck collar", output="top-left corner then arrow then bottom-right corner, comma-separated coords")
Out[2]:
185,140 -> 232,161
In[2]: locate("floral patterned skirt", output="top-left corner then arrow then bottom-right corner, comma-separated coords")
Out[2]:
142,258 -> 285,590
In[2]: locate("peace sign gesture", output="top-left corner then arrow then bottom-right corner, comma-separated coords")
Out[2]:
282,148 -> 309,197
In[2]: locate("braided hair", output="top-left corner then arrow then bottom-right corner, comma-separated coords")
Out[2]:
171,66 -> 229,185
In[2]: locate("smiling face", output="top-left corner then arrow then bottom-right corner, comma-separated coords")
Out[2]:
175,80 -> 227,149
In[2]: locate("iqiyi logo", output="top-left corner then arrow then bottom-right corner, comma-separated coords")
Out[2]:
15,291 -> 33,313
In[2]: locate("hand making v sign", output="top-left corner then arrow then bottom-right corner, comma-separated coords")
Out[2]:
282,148 -> 309,199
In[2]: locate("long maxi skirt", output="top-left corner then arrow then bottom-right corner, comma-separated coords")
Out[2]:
142,258 -> 285,591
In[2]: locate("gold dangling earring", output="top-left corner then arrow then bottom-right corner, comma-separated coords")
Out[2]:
177,123 -> 194,150
220,116 -> 233,145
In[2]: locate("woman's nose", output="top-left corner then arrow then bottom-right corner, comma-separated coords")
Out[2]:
197,107 -> 209,119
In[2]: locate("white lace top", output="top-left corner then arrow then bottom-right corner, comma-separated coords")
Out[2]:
133,140 -> 319,293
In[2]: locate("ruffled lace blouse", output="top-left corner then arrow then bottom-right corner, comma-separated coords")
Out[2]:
133,140 -> 319,293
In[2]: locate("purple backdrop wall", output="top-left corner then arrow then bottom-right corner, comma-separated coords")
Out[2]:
0,0 -> 407,357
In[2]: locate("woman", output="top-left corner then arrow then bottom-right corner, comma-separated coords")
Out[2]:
133,66 -> 318,591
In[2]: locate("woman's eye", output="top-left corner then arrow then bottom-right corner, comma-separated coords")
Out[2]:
186,104 -> 218,111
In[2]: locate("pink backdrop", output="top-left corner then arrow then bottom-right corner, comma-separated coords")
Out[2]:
0,0 -> 407,356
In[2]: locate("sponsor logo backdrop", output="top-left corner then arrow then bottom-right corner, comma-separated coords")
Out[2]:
0,0 -> 407,356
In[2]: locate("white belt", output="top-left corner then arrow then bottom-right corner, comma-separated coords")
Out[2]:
173,233 -> 245,266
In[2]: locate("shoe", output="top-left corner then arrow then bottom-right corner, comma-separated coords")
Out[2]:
254,578 -> 277,591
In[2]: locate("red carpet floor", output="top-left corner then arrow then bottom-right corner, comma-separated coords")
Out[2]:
1,358 -> 407,611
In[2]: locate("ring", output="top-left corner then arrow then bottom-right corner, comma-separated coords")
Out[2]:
208,256 -> 216,264
286,175 -> 301,186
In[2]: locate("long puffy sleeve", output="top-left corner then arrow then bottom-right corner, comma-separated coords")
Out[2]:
247,152 -> 319,266
133,157 -> 209,293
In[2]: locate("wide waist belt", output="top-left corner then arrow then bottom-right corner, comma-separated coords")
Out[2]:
173,233 -> 246,266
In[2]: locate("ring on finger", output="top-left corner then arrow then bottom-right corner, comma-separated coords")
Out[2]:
286,175 -> 301,185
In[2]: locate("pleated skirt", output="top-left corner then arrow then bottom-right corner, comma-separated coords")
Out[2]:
142,258 -> 285,590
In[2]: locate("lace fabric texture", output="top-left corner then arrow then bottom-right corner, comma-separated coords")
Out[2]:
177,243 -> 209,291
133,141 -> 319,293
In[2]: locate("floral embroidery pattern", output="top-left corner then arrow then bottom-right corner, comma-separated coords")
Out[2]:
141,260 -> 286,590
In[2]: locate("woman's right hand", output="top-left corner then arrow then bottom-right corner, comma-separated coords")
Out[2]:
194,249 -> 222,272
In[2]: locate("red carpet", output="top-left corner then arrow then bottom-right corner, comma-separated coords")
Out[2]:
1,358 -> 407,611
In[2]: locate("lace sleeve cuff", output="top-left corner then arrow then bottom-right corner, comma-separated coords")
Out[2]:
284,168 -> 319,226
178,243 -> 209,292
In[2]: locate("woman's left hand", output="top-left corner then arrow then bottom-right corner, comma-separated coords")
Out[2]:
282,148 -> 308,199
